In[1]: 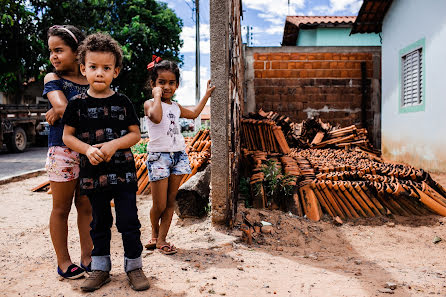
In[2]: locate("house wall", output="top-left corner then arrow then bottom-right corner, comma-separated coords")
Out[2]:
381,0 -> 446,172
297,28 -> 381,46
245,46 -> 382,148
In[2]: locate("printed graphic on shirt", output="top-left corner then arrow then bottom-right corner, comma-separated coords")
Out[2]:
62,80 -> 87,98
111,106 -> 126,120
167,111 -> 180,145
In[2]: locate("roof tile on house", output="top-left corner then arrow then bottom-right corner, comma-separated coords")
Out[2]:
283,16 -> 356,46
351,0 -> 394,34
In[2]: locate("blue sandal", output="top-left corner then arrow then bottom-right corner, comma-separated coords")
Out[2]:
57,264 -> 86,279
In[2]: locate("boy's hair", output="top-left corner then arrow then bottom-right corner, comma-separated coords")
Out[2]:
47,25 -> 85,53
149,60 -> 180,85
77,33 -> 123,68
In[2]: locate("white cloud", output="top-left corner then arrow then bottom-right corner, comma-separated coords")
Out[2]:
309,0 -> 363,15
180,24 -> 210,54
175,65 -> 211,106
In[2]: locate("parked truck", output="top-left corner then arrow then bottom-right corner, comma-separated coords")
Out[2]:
0,104 -> 48,152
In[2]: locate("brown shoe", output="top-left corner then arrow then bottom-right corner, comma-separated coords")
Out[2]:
80,270 -> 111,292
127,268 -> 150,291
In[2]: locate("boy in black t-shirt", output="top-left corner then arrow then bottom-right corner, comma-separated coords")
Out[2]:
63,33 -> 150,292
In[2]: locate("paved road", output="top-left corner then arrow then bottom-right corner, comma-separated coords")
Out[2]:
0,146 -> 47,179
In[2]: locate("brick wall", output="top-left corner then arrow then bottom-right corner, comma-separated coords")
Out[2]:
245,47 -> 381,147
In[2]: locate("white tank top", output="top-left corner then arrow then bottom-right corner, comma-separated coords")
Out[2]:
146,99 -> 186,152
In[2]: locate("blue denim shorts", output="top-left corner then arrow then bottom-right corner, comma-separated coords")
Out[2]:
146,151 -> 192,182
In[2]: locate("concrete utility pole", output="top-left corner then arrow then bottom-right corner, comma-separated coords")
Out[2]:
195,0 -> 201,131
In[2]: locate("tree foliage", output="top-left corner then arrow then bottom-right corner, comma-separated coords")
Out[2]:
2,0 -> 183,115
0,0 -> 46,101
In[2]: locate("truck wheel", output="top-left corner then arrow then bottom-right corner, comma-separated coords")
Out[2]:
7,127 -> 27,153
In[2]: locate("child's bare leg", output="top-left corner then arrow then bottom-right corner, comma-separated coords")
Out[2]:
150,178 -> 169,240
157,174 -> 183,247
49,180 -> 77,272
74,192 -> 93,266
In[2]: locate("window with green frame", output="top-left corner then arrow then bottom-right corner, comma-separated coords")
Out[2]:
399,38 -> 425,113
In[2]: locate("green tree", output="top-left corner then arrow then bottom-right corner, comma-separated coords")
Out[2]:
32,0 -> 183,115
0,0 -> 46,102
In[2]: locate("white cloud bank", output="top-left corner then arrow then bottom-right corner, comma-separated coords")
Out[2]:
175,65 -> 211,106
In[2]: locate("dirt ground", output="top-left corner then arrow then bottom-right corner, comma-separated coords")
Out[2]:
1,173 -> 446,297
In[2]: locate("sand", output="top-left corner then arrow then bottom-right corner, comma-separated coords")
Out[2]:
1,173 -> 446,296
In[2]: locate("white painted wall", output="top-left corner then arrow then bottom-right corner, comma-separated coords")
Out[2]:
381,0 -> 446,172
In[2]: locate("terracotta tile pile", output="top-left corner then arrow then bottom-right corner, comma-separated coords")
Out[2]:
241,119 -> 290,154
182,129 -> 211,185
287,148 -> 446,221
255,108 -> 375,152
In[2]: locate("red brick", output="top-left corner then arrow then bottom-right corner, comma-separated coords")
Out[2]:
341,54 -> 349,60
352,69 -> 361,78
291,70 -> 301,78
280,62 -> 289,69
300,70 -> 308,78
271,61 -> 281,69
332,69 -> 341,77
332,54 -> 341,60
253,62 -> 264,70
307,70 -> 316,77
307,55 -> 317,60
329,62 -> 338,69
295,62 -> 304,69
254,70 -> 263,78
312,62 -> 322,69
253,53 -> 259,60
281,53 -> 291,60
321,61 -> 330,69
315,53 -> 325,60
288,62 -> 296,69
266,62 -> 271,69
263,70 -> 274,78
304,62 -> 313,69
271,54 -> 283,60
340,70 -> 349,78
323,53 -> 333,60
290,53 -> 300,60
257,53 -> 268,61
315,70 -> 325,78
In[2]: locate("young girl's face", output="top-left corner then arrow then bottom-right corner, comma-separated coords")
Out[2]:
48,36 -> 77,72
153,70 -> 179,100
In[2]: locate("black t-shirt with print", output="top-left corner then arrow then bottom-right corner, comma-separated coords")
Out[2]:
64,92 -> 140,195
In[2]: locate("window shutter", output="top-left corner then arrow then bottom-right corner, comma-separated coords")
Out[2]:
402,48 -> 423,106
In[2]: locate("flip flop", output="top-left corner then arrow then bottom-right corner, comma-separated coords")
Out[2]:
157,244 -> 177,255
144,238 -> 157,250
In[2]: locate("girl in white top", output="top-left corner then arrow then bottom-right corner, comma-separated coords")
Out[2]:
143,58 -> 215,254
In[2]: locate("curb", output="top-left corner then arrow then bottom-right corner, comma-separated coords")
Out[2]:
0,168 -> 46,186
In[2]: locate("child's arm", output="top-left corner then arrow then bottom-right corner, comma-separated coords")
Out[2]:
93,125 -> 141,162
179,80 -> 215,119
144,87 -> 164,124
44,73 -> 68,125
63,125 -> 105,165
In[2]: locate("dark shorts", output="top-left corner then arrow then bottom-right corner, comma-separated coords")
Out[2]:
146,151 -> 192,182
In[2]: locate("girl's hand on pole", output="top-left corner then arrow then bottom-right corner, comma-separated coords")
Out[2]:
152,87 -> 163,100
205,80 -> 216,97
86,145 -> 105,165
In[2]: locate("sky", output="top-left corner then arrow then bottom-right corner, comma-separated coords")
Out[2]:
163,0 -> 364,106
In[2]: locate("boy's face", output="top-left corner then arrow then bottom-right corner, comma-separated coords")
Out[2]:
80,51 -> 120,96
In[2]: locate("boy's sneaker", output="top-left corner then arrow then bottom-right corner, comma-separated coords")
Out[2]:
80,270 -> 111,292
127,268 -> 150,291
57,264 -> 86,280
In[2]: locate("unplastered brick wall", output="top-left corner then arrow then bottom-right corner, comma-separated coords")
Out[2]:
245,47 -> 381,147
